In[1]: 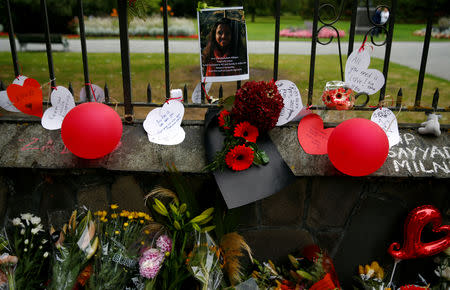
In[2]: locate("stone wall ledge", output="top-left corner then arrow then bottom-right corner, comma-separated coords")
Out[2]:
0,118 -> 448,178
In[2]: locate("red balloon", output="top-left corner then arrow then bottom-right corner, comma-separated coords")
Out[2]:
327,118 -> 389,176
61,102 -> 122,159
388,205 -> 450,260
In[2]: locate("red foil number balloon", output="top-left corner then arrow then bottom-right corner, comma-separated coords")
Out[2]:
388,205 -> 450,260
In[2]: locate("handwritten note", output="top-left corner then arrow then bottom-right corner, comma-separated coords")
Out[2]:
345,49 -> 385,95
79,84 -> 105,103
275,80 -> 303,126
0,75 -> 38,113
371,107 -> 400,148
297,114 -> 334,155
143,99 -> 185,145
192,82 -> 212,104
41,86 -> 76,130
6,78 -> 43,117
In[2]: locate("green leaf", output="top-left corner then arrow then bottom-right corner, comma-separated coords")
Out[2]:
169,203 -> 179,216
202,225 -> 216,233
174,220 -> 182,230
192,223 -> 201,232
253,149 -> 269,165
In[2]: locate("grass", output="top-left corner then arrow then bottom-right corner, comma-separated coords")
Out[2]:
0,51 -> 448,124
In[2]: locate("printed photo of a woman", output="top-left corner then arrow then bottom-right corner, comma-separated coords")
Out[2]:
198,7 -> 249,82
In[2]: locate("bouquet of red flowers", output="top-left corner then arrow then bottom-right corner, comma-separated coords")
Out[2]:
205,80 -> 284,172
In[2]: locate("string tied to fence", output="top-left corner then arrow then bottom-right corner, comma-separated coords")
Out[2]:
165,95 -> 183,104
40,78 -> 56,90
85,81 -> 97,102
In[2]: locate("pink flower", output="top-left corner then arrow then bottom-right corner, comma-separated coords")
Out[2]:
156,235 -> 172,253
139,249 -> 164,279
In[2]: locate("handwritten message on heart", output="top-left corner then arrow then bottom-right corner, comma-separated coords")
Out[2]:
79,84 -> 105,103
276,80 -> 303,126
370,107 -> 400,148
143,99 -> 185,145
6,77 -> 43,117
192,82 -> 212,104
345,49 -> 385,95
41,86 -> 76,130
297,114 -> 334,155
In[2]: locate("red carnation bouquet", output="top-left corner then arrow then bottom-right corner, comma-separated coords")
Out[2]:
205,80 -> 284,172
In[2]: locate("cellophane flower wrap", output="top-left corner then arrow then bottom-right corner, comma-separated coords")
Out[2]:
205,80 -> 283,172
0,213 -> 51,290
49,209 -> 99,290
186,231 -> 223,290
89,205 -> 152,290
0,233 -> 17,290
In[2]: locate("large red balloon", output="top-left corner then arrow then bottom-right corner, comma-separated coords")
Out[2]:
327,118 -> 389,176
388,205 -> 450,260
61,102 -> 122,159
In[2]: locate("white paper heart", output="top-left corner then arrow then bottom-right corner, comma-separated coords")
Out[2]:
79,84 -> 105,103
192,82 -> 212,104
143,99 -> 185,145
345,49 -> 385,95
0,76 -> 30,112
41,86 -> 75,130
371,107 -> 400,148
275,80 -> 303,125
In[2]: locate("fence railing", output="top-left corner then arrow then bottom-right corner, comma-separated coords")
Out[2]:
1,0 -> 448,126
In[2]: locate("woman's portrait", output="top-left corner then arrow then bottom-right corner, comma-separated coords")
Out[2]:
198,7 -> 249,82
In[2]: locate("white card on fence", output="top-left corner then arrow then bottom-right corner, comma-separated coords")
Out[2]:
345,49 -> 385,95
371,107 -> 400,148
79,84 -> 105,103
13,75 -> 28,86
147,126 -> 185,146
41,86 -> 75,130
143,99 -> 185,145
192,82 -> 212,104
275,80 -> 303,125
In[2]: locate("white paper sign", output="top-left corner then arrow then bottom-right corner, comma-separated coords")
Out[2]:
79,84 -> 105,103
345,49 -> 385,95
143,99 -> 185,145
0,76 -> 31,112
192,82 -> 212,104
41,86 -> 75,130
371,107 -> 400,148
275,80 -> 303,125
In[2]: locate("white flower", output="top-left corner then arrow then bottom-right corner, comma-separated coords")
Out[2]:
20,229 -> 25,235
30,216 -> 41,225
12,218 -> 21,226
24,239 -> 29,245
41,239 -> 48,244
43,252 -> 49,258
31,226 -> 43,235
39,245 -> 42,250
20,213 -> 33,225
24,248 -> 28,252
30,243 -> 34,249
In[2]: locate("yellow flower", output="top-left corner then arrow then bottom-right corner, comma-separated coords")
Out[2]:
138,212 -> 145,218
111,204 -> 119,210
144,230 -> 150,235
140,220 -> 144,224
115,230 -> 120,235
101,218 -> 108,223
141,241 -> 145,245
124,222 -> 129,227
111,213 -> 118,219
128,215 -> 133,220
359,261 -> 384,280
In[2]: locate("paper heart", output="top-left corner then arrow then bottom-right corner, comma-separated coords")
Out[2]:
41,86 -> 75,130
371,107 -> 400,148
276,80 -> 303,126
143,100 -> 185,145
345,49 -> 385,95
79,84 -> 105,103
6,77 -> 43,117
297,114 -> 334,155
388,205 -> 450,260
0,75 -> 38,113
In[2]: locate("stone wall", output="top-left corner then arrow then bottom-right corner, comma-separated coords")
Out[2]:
0,168 -> 448,287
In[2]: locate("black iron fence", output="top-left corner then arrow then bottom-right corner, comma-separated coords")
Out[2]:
1,0 -> 448,125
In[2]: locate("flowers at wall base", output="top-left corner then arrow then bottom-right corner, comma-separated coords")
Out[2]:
139,248 -> 165,279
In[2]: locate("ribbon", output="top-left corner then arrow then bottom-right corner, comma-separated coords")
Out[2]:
85,82 -> 97,102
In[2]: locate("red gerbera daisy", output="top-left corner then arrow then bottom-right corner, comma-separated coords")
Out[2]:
234,121 -> 259,143
225,145 -> 254,171
218,110 -> 231,130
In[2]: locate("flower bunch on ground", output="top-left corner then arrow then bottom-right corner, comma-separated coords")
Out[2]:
89,205 -> 152,289
354,261 -> 388,290
49,209 -> 98,290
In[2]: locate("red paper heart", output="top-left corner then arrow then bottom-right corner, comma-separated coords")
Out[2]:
6,80 -> 43,118
388,205 -> 450,260
297,114 -> 334,155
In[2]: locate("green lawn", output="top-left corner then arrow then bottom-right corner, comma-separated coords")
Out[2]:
0,52 -> 448,124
